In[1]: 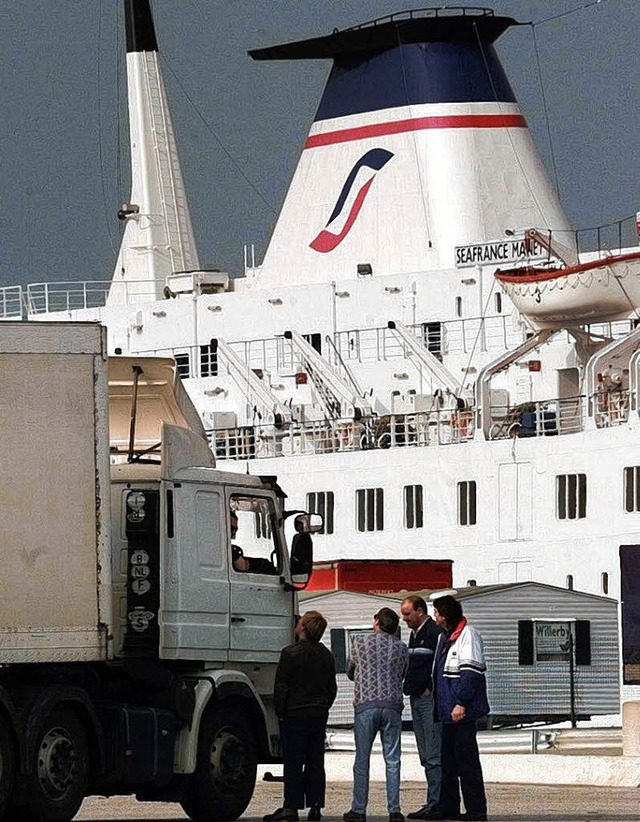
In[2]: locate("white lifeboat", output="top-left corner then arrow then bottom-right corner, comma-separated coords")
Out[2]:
495,249 -> 640,327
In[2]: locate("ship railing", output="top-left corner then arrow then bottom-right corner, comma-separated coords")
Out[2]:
0,285 -> 24,319
488,396 -> 585,440
575,213 -> 639,257
23,280 -> 164,314
208,408 -> 476,461
592,388 -> 630,429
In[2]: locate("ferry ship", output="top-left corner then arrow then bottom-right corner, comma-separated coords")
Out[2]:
2,2 -> 640,687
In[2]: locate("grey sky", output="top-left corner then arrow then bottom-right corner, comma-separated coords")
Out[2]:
1,0 -> 638,286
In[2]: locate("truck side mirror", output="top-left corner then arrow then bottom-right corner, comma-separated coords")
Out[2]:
290,532 -> 313,590
293,513 -> 323,533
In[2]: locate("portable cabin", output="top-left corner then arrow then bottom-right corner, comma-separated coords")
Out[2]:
302,582 -> 619,728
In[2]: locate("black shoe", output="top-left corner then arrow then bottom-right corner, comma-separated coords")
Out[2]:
424,811 -> 447,821
389,813 -> 405,822
408,809 -> 445,821
263,809 -> 299,822
459,814 -> 487,821
407,808 -> 429,820
308,807 -> 322,822
343,811 -> 366,822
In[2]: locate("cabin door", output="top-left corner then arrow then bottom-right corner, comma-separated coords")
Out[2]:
620,545 -> 640,686
227,490 -> 293,663
557,368 -> 581,433
498,462 -> 533,543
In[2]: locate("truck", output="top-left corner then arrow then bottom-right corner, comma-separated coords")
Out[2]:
0,322 -> 319,822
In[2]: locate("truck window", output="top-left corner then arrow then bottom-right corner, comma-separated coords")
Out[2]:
230,495 -> 281,575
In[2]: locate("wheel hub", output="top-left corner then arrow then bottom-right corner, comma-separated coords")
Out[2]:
208,728 -> 247,795
37,727 -> 77,800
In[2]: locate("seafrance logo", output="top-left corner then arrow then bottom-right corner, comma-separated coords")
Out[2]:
309,148 -> 394,253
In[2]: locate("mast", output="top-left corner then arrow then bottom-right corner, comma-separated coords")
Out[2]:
108,0 -> 200,305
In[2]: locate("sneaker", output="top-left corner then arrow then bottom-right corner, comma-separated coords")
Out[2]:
263,809 -> 299,822
389,814 -> 405,822
343,811 -> 366,822
308,807 -> 322,822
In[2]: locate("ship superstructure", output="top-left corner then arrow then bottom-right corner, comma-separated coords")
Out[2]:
3,3 -> 640,688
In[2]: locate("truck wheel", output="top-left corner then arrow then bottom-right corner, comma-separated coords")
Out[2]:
181,703 -> 257,821
0,715 -> 16,819
26,708 -> 88,822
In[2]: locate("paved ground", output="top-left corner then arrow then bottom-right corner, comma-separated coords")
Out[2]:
76,781 -> 639,821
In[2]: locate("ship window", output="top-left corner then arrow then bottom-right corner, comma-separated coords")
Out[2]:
495,292 -> 503,313
457,480 -> 477,526
456,296 -> 463,318
356,488 -> 384,532
174,351 -> 190,379
556,473 -> 587,520
404,484 -> 424,529
566,574 -> 574,590
421,322 -> 442,358
623,466 -> 640,512
601,571 -> 609,595
303,333 -> 322,354
306,491 -> 334,535
254,508 -> 272,539
200,342 -> 218,377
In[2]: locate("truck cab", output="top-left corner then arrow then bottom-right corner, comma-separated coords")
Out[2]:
0,323 -> 319,822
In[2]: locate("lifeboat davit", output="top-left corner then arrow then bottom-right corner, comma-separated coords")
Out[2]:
495,249 -> 640,328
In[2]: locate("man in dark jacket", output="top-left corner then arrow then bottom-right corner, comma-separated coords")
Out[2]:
264,611 -> 337,822
401,595 -> 444,820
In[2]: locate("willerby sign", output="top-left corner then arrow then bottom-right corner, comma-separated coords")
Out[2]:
455,238 -> 547,269
535,621 -> 572,662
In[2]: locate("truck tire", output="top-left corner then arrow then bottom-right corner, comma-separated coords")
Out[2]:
0,715 -> 16,819
181,703 -> 257,821
26,707 -> 88,822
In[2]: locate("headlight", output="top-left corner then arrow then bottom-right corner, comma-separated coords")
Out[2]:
127,491 -> 147,523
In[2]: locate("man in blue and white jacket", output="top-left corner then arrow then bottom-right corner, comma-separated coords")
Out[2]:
432,595 -> 490,822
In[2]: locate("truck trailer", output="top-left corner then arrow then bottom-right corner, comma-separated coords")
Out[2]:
0,322 -> 318,821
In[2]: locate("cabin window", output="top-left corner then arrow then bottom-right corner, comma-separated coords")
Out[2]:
303,333 -> 322,354
200,342 -> 218,377
404,484 -> 424,529
601,572 -> 609,595
623,466 -> 640,512
306,491 -> 334,535
455,296 -> 463,318
566,574 -> 574,590
421,322 -> 443,358
495,292 -> 503,314
457,480 -> 477,526
356,488 -> 384,532
174,351 -> 190,379
556,473 -> 587,520
518,620 -> 591,666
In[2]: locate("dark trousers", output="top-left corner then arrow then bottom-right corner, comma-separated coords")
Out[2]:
280,714 -> 328,809
440,721 -> 487,817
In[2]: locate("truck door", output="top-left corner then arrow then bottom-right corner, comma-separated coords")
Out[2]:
160,482 -> 229,661
228,492 -> 292,662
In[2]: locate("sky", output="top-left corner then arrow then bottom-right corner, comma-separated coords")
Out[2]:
1,0 -> 639,287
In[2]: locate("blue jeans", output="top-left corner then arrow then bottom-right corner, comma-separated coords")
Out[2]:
410,693 -> 442,810
352,707 -> 402,814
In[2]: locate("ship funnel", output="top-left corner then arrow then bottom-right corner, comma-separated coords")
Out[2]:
108,0 -> 200,305
250,8 -> 572,287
